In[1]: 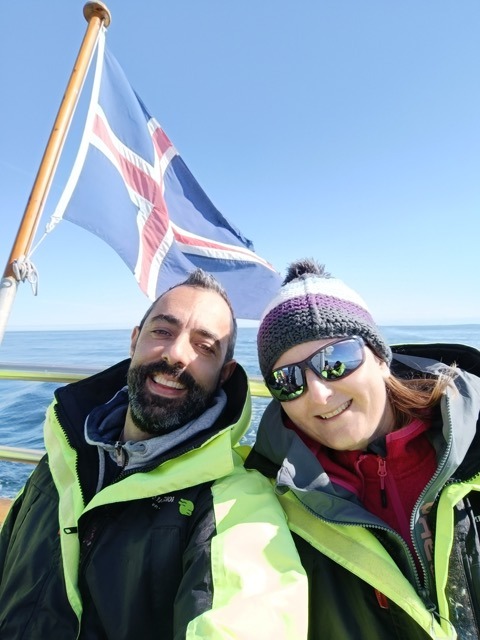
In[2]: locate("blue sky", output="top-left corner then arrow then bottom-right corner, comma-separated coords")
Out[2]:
1,1 -> 479,331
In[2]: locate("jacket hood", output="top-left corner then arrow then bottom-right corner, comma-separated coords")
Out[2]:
390,346 -> 480,480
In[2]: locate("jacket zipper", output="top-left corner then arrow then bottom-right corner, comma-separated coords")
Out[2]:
408,393 -> 455,599
54,404 -> 87,508
377,457 -> 388,507
114,440 -> 127,468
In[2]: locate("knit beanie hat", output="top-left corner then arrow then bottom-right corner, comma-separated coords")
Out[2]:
257,259 -> 392,379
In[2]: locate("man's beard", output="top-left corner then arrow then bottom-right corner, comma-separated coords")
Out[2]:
127,360 -> 219,436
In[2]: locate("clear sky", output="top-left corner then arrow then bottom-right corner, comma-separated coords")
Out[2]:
1,0 -> 479,332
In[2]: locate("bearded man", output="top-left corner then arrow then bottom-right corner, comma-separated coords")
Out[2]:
0,270 -> 307,640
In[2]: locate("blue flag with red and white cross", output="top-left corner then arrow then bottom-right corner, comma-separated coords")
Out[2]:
50,30 -> 281,319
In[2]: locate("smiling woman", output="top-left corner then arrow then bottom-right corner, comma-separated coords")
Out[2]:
246,258 -> 480,640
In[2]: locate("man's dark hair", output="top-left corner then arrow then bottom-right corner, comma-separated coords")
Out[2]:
137,269 -> 237,362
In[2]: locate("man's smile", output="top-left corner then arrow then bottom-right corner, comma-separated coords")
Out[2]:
151,373 -> 186,390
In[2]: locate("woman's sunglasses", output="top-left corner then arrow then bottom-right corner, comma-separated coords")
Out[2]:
265,336 -> 365,402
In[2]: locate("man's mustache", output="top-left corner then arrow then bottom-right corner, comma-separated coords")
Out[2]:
129,359 -> 197,392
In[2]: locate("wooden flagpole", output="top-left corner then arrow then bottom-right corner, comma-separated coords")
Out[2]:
0,2 -> 111,345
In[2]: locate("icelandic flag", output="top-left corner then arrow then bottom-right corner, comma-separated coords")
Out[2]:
50,30 -> 281,319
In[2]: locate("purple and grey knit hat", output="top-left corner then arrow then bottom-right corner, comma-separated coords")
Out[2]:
257,259 -> 392,379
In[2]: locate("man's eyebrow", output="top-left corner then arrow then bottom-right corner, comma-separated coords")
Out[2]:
195,328 -> 221,347
149,313 -> 180,326
148,315 -> 222,348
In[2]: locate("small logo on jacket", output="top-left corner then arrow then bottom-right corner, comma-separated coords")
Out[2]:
179,499 -> 194,516
150,495 -> 194,516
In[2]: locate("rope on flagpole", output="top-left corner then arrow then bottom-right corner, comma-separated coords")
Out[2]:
11,257 -> 39,296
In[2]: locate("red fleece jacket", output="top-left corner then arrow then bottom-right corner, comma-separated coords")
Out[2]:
286,417 -> 437,556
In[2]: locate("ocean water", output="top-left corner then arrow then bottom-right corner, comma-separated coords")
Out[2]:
1,325 -> 480,498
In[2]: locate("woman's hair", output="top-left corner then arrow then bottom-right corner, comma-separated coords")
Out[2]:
386,368 -> 457,428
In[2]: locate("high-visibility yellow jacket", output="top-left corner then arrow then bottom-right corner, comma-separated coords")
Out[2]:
247,343 -> 480,639
0,359 -> 308,639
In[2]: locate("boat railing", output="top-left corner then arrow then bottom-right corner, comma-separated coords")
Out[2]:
0,362 -> 270,465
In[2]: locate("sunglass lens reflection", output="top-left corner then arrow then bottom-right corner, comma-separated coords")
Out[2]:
267,338 -> 364,401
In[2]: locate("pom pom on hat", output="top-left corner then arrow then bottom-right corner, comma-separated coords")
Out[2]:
257,259 -> 392,379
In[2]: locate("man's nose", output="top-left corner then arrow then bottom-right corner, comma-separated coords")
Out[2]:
305,369 -> 334,404
162,334 -> 194,367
